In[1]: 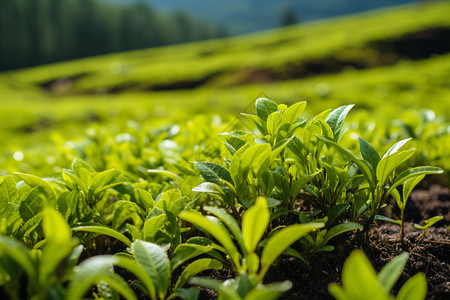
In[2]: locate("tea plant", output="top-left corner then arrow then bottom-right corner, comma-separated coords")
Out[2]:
0,209 -> 80,300
374,174 -> 443,241
414,216 -> 444,238
67,239 -> 223,300
180,197 -> 323,285
329,250 -> 427,300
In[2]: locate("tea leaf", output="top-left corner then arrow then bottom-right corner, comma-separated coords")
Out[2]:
382,138 -> 412,159
388,166 -> 443,192
14,173 -> 56,206
67,256 -> 136,300
174,258 -> 223,290
256,98 -> 278,123
358,137 -> 381,171
378,252 -> 409,293
0,235 -> 36,280
204,206 -> 245,255
131,240 -> 170,299
194,162 -> 233,184
0,176 -> 18,203
396,273 -> 427,300
282,102 -> 307,126
260,223 -> 324,279
242,197 -> 269,253
402,175 -> 425,204
326,104 -> 354,141
71,225 -> 132,246
179,211 -> 241,269
341,250 -> 386,299
323,222 -> 362,244
245,281 -> 293,300
377,149 -> 415,185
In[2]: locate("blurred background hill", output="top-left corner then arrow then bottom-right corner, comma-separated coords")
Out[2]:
1,0 -> 422,71
107,0 -> 419,34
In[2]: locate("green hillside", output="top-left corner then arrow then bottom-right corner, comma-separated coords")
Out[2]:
1,1 -> 450,175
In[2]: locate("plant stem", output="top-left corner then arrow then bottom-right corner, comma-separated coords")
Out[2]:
400,208 -> 405,242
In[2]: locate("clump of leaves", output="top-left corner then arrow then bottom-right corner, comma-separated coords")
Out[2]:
180,196 -> 323,297
67,239 -> 223,300
414,216 -> 443,238
329,250 -> 427,300
0,209 -> 81,300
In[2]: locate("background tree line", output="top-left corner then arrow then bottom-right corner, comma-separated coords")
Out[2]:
0,0 -> 227,71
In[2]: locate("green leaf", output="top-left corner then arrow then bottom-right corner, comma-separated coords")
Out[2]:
14,173 -> 56,206
113,255 -> 156,299
323,222 -> 362,244
242,197 -> 269,253
290,171 -> 322,199
326,204 -> 350,226
256,98 -> 278,123
43,208 -> 72,243
174,258 -> 223,290
271,137 -> 293,162
130,240 -> 170,299
242,143 -> 272,177
16,212 -> 44,239
387,167 -> 443,194
382,138 -> 412,159
414,216 -> 443,230
316,136 -> 373,187
92,169 -> 120,191
19,187 -> 43,222
378,252 -> 409,293
171,237 -> 225,271
260,223 -> 324,279
204,206 -> 245,256
171,287 -> 200,300
0,235 -> 36,280
71,225 -> 132,247
282,102 -> 307,127
359,137 -> 381,172
189,277 -> 223,293
0,176 -> 18,203
179,211 -> 241,270
326,104 -> 354,141
341,250 -> 386,300
72,158 -> 96,173
328,283 -> 351,300
147,169 -> 183,184
267,111 -> 283,136
192,182 -> 225,197
241,113 -> 268,136
142,214 -> 166,242
245,281 -> 292,300
396,273 -> 427,300
194,162 -> 233,184
375,215 -> 402,225
287,135 -> 306,160
67,256 -> 136,300
376,150 -> 415,185
230,143 -> 251,187
402,175 -> 425,204
136,189 -> 155,211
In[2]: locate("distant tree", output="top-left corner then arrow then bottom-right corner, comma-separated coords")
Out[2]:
279,3 -> 300,27
0,0 -> 225,71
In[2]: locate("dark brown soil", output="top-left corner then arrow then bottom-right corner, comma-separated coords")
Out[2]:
199,183 -> 450,300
